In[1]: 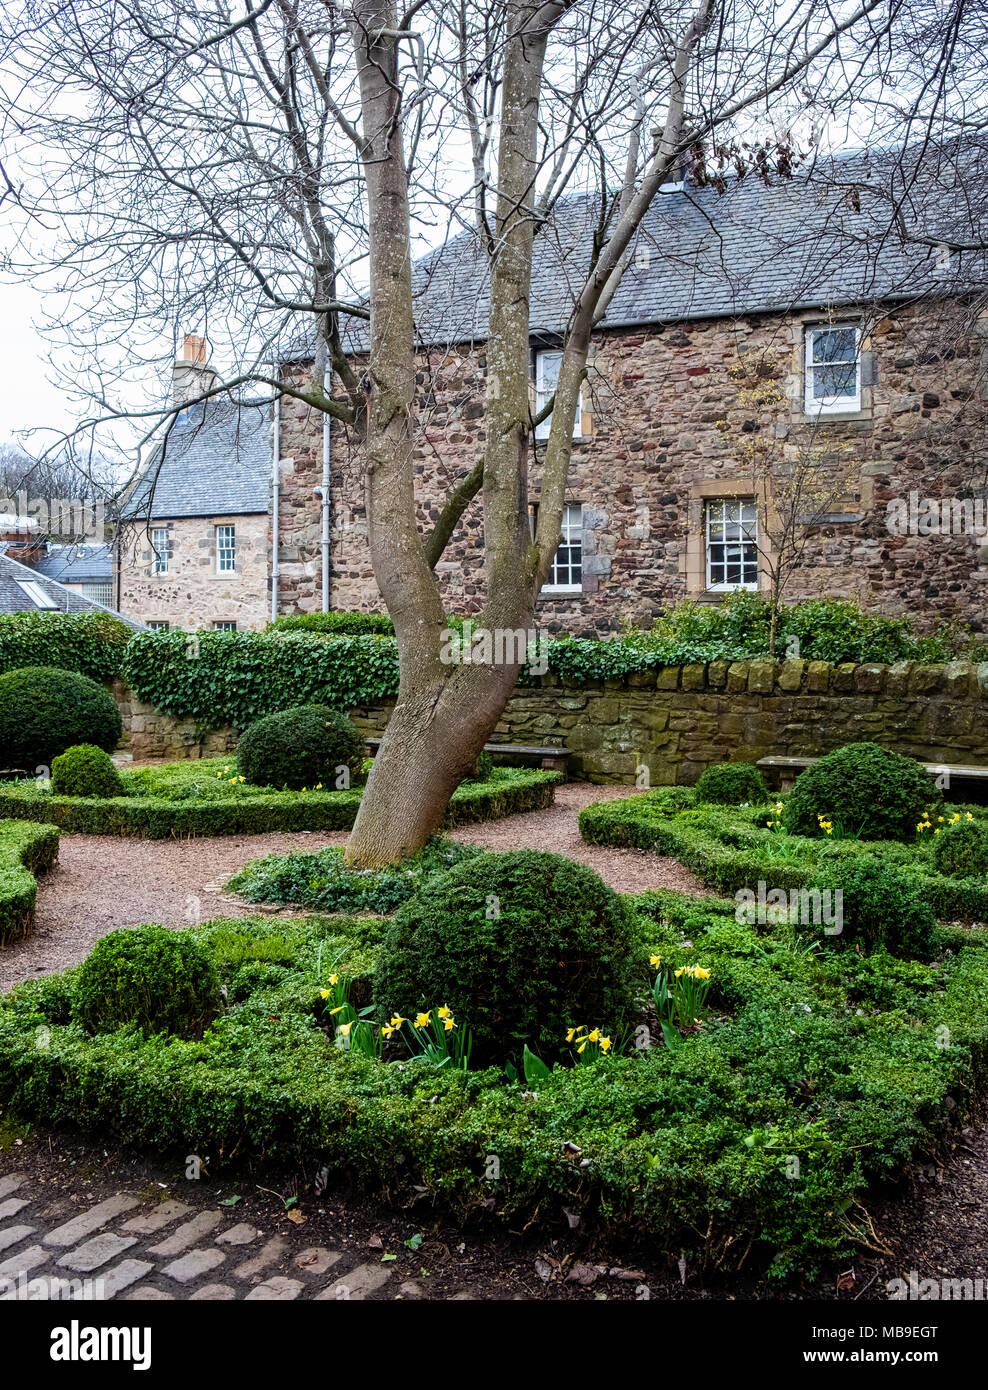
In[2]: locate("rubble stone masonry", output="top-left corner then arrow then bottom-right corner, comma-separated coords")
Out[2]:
276,300 -> 988,636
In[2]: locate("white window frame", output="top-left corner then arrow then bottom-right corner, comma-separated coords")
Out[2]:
535,502 -> 584,594
215,524 -> 236,574
147,620 -> 170,631
705,498 -> 759,593
535,349 -> 582,441
15,579 -> 57,610
151,527 -> 171,575
213,620 -> 238,631
804,322 -> 861,415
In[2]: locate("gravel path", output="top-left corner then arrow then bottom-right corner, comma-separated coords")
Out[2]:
1,783 -> 702,991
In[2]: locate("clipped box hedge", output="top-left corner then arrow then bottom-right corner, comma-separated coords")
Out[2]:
0,769 -> 561,840
3,905 -> 988,1276
0,819 -> 59,947
579,790 -> 988,921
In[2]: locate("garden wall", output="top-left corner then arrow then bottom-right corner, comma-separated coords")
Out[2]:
112,681 -> 237,762
118,659 -> 988,783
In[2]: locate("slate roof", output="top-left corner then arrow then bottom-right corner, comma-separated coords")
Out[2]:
311,141 -> 987,356
123,399 -> 270,522
33,542 -> 113,585
0,551 -> 144,627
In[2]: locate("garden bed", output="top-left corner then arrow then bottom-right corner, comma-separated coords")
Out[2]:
579,788 -> 988,921
2,897 -> 988,1275
0,761 -> 562,839
0,819 -> 60,948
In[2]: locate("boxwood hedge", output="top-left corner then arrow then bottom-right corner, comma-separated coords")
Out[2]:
0,766 -> 561,839
579,789 -> 988,923
2,902 -> 987,1277
0,819 -> 59,948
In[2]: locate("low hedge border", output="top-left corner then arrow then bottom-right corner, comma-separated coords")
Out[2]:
0,819 -> 60,948
0,769 -> 562,840
3,907 -> 988,1276
579,790 -> 988,922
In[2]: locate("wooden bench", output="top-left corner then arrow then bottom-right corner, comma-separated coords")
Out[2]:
757,754 -> 988,794
364,737 -> 572,773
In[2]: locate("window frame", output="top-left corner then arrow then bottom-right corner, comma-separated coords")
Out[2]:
147,620 -> 170,632
534,349 -> 582,442
215,524 -> 236,574
81,581 -> 113,607
704,497 -> 759,593
213,620 -> 238,632
15,579 -> 58,610
532,501 -> 584,595
151,526 -> 171,575
803,322 -> 861,416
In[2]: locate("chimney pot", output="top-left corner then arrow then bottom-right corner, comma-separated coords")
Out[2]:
183,333 -> 208,364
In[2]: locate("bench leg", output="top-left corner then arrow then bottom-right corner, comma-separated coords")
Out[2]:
541,757 -> 567,771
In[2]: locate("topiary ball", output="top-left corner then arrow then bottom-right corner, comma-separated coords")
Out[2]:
0,665 -> 122,770
931,817 -> 988,879
782,741 -> 937,841
809,854 -> 937,959
73,923 -> 221,1036
695,761 -> 769,806
373,849 -> 639,1065
236,705 -> 364,790
51,744 -> 125,798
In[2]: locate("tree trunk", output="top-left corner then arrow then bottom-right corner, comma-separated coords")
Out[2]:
346,661 -> 522,867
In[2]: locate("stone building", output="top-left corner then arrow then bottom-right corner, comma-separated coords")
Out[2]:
117,337 -> 271,631
119,148 -> 988,636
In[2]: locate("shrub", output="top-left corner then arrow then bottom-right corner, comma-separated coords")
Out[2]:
783,742 -> 936,841
73,923 -> 221,1037
809,855 -> 938,959
51,744 -> 124,798
236,705 -> 364,791
931,817 -> 988,880
0,610 -> 132,681
266,611 -> 395,636
0,665 -> 122,769
695,761 -> 769,806
374,850 -> 640,1064
0,819 -> 59,948
465,749 -> 494,782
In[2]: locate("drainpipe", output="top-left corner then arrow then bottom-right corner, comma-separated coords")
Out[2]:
321,365 -> 331,612
270,369 -> 281,623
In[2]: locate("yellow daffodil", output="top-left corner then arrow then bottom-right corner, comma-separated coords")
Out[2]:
329,1005 -> 344,1016
381,1025 -> 394,1038
338,1021 -> 353,1036
938,816 -> 944,823
238,776 -> 246,783
328,974 -> 338,986
599,1037 -> 612,1052
414,1011 -> 431,1029
443,1018 -> 456,1032
588,1028 -> 601,1042
577,1042 -> 587,1054
967,813 -> 975,821
319,989 -> 330,999
565,1027 -> 577,1042
389,1015 -> 406,1028
674,967 -> 685,979
649,955 -> 662,968
437,1006 -> 452,1019
694,966 -> 711,980
315,783 -> 322,790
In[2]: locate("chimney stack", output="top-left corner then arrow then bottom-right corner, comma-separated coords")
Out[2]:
172,333 -> 218,406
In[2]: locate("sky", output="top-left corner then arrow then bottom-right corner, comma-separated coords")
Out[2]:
0,277 -> 79,447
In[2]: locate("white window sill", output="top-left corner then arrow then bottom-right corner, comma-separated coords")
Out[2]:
540,585 -> 583,596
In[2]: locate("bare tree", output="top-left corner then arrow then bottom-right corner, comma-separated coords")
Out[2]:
0,0 -> 973,863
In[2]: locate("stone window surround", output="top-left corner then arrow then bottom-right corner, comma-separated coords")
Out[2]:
142,518 -> 247,579
787,308 -> 875,426
684,479 -> 777,599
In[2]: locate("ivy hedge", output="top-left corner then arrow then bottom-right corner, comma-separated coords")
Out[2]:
0,766 -> 561,839
0,611 -> 132,682
579,789 -> 988,922
2,901 -> 987,1275
0,819 -> 59,948
266,611 -> 395,636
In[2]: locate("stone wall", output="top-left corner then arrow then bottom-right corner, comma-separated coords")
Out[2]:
276,300 -> 988,637
113,681 -> 238,762
119,660 -> 988,783
117,513 -> 271,632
